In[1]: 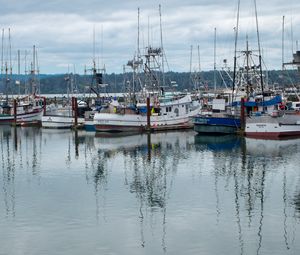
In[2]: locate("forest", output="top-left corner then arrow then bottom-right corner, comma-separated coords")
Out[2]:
0,69 -> 299,95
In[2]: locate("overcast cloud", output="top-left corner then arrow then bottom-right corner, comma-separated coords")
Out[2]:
0,0 -> 299,74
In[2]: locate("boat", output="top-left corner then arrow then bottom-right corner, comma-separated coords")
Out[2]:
0,41 -> 44,125
245,111 -> 300,139
0,95 -> 44,125
93,7 -> 201,133
41,73 -> 87,129
193,98 -> 241,134
94,93 -> 200,132
245,49 -> 300,139
193,21 -> 243,135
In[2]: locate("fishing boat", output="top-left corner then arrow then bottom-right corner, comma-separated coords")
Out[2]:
0,95 -> 44,125
245,48 -> 300,139
245,112 -> 300,139
41,72 -> 88,129
94,93 -> 200,132
94,7 -> 201,133
193,97 -> 241,134
193,26 -> 242,135
0,36 -> 44,125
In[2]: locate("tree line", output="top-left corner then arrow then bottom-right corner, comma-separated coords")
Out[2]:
0,69 -> 299,95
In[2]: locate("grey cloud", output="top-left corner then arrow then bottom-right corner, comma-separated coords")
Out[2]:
0,0 -> 299,73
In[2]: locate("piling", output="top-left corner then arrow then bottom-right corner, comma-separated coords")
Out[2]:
13,99 -> 17,125
146,97 -> 151,131
43,97 -> 47,116
240,97 -> 245,132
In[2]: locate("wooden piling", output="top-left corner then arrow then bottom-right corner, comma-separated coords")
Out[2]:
240,97 -> 245,131
146,97 -> 151,131
13,99 -> 17,125
74,97 -> 78,127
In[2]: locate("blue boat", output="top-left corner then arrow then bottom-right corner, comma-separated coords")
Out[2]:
193,114 -> 241,134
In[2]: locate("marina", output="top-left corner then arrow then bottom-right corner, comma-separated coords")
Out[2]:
1,0 -> 300,254
0,127 -> 300,254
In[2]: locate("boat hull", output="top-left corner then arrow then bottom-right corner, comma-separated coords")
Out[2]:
193,116 -> 241,134
245,114 -> 300,139
94,113 -> 194,133
0,110 -> 43,125
42,115 -> 84,129
245,123 -> 300,139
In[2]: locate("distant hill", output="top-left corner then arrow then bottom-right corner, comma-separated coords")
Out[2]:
0,70 -> 299,95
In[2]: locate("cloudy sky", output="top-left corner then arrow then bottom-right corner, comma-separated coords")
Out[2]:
0,0 -> 299,74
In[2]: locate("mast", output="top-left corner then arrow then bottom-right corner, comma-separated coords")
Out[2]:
291,17 -> 294,56
232,0 -> 240,104
197,45 -> 201,92
253,0 -> 264,106
9,28 -> 12,76
282,16 -> 285,71
17,49 -> 20,96
190,45 -> 193,81
32,45 -> 36,95
159,4 -> 165,88
214,27 -> 217,95
1,29 -> 3,76
137,7 -> 140,58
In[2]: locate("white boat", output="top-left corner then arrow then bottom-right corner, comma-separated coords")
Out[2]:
93,94 -> 201,132
41,115 -> 85,129
245,111 -> 300,139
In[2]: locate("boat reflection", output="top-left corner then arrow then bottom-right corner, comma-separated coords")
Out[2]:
92,131 -> 195,251
245,137 -> 300,157
194,134 -> 241,151
1,127 -> 300,254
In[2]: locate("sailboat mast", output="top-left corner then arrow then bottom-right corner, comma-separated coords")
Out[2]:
253,0 -> 264,104
232,0 -> 240,104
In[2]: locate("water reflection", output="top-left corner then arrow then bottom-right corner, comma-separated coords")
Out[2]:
0,128 -> 300,254
92,131 -> 195,251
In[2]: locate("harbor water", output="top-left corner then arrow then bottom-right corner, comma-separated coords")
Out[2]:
0,127 -> 300,254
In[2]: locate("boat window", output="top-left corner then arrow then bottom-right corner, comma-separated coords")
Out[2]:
166,106 -> 172,112
174,108 -> 179,117
185,104 -> 188,114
